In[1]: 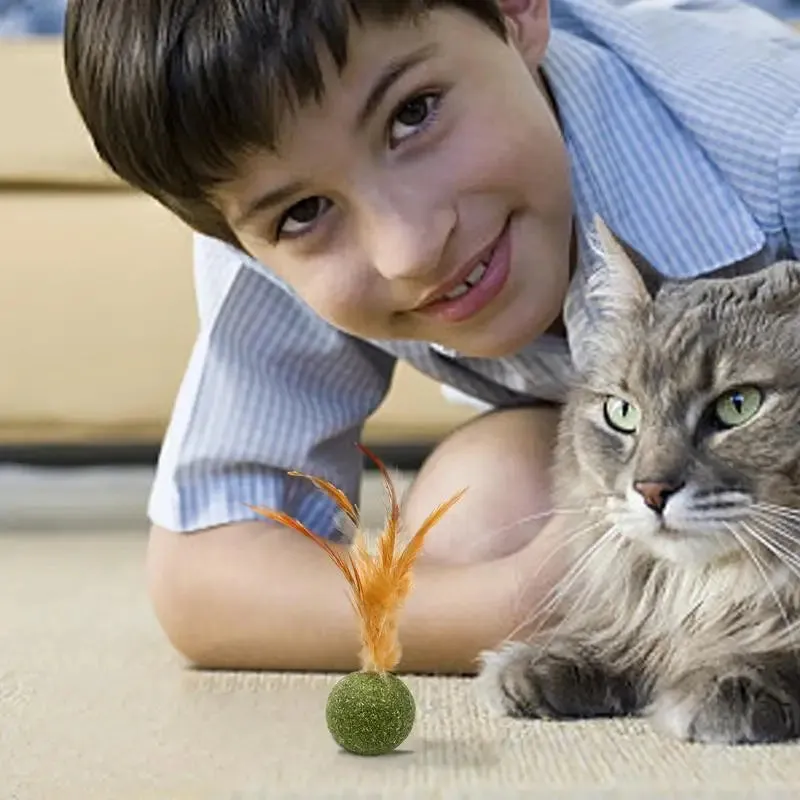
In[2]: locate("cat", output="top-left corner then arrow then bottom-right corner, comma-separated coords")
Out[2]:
476,217 -> 800,745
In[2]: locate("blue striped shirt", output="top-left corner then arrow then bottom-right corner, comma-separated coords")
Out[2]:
148,0 -> 800,535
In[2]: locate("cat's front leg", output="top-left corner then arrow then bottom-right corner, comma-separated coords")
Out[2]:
650,655 -> 800,744
476,637 -> 643,720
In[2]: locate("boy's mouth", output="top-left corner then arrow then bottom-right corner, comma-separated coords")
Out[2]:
415,221 -> 511,323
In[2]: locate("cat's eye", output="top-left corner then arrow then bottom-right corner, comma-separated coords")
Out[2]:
713,386 -> 763,428
603,396 -> 640,434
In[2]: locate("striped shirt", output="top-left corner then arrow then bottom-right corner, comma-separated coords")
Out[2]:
148,0 -> 800,536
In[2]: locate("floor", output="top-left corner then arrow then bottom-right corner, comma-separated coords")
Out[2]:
4,465 -> 800,798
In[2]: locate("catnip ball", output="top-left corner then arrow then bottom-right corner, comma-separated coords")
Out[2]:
326,671 -> 416,756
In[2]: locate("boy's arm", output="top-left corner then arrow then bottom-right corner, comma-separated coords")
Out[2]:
148,239 -> 396,538
146,515 -> 562,674
147,405 -> 568,674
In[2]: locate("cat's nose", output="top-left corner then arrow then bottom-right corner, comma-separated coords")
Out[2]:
633,481 -> 684,513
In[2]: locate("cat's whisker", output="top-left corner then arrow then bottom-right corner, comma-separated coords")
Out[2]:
747,512 -> 800,557
726,522 -> 794,638
485,504 -> 611,540
749,508 -> 800,538
505,518 -> 612,641
738,520 -> 800,583
751,502 -> 800,524
753,501 -> 800,515
507,517 -> 610,625
748,522 -> 800,550
530,532 -> 624,663
506,524 -> 621,643
746,514 -> 800,547
745,523 -> 800,572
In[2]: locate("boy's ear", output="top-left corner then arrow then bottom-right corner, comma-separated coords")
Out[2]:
500,0 -> 550,64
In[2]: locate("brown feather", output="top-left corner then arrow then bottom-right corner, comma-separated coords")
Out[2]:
247,505 -> 358,588
286,471 -> 360,527
395,488 -> 468,577
250,451 -> 467,673
358,444 -> 400,572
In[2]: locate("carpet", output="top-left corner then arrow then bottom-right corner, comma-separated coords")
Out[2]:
3,473 -> 800,797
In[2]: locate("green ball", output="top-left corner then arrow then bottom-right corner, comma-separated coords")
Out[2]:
325,671 -> 416,756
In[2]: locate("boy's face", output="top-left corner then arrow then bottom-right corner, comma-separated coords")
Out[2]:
216,3 -> 572,357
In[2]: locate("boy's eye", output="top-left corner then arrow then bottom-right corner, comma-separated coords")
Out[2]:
389,92 -> 441,147
272,92 -> 441,241
277,196 -> 332,239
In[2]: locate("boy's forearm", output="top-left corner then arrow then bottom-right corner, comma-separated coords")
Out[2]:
147,406 -> 568,674
146,519 -> 530,674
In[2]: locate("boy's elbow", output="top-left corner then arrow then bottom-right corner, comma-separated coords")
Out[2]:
146,523 -> 218,667
145,522 -> 280,670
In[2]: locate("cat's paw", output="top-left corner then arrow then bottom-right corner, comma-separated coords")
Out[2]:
476,638 -> 640,721
651,665 -> 800,745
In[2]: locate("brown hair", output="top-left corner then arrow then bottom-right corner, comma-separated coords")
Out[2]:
64,0 -> 506,245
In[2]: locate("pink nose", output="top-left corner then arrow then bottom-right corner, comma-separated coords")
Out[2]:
633,481 -> 683,513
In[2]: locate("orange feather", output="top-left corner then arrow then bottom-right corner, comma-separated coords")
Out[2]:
250,446 -> 466,673
286,471 -> 360,527
357,444 -> 400,575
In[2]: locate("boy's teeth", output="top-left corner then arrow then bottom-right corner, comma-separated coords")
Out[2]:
466,262 -> 487,284
441,261 -> 488,301
443,283 -> 470,300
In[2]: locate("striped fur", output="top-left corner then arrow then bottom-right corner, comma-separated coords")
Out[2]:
478,231 -> 800,744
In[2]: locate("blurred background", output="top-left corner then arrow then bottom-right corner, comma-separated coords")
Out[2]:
0,0 -> 798,533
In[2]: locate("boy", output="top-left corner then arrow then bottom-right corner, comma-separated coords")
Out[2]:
64,0 -> 800,673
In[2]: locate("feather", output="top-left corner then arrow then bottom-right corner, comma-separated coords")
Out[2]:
247,506 -> 364,603
286,471 -> 360,527
395,488 -> 467,578
249,446 -> 467,673
356,444 -> 400,573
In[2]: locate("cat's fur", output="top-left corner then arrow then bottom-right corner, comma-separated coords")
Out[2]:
477,217 -> 800,745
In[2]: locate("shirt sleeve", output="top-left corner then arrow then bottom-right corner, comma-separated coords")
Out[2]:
147,235 -> 396,537
779,103 -> 800,259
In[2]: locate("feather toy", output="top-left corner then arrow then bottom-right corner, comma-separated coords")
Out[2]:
249,443 -> 466,755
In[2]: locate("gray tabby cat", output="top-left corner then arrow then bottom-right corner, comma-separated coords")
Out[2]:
477,218 -> 800,745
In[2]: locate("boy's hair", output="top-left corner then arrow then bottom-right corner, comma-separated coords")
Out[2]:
64,0 -> 507,245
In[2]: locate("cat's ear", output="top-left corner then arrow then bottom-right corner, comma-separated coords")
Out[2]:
567,216 -> 655,376
585,215 -> 653,319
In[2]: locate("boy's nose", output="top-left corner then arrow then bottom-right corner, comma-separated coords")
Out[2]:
367,206 -> 456,281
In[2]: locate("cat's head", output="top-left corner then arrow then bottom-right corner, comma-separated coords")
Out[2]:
561,217 -> 800,566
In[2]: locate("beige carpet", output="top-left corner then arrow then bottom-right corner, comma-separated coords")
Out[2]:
3,472 -> 800,797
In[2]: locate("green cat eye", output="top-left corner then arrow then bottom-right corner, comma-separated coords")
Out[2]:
714,386 -> 763,428
603,396 -> 640,433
